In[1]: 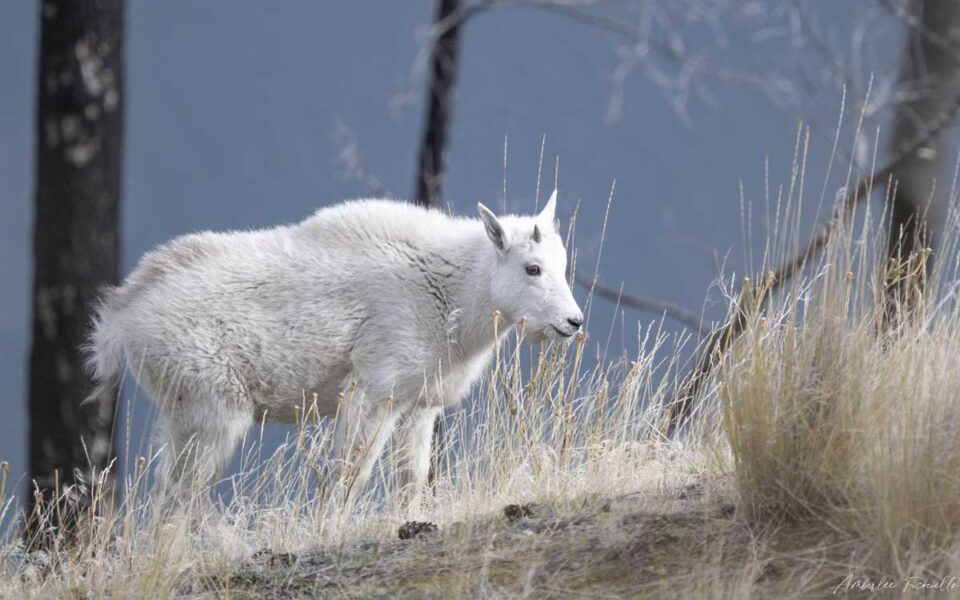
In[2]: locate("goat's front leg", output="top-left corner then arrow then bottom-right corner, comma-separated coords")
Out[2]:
394,406 -> 443,514
329,386 -> 400,513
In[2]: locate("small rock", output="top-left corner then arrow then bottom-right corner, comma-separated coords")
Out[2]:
353,541 -> 381,552
13,548 -> 52,584
252,548 -> 298,568
503,503 -> 539,522
678,482 -> 703,499
398,521 -> 438,540
716,501 -> 736,517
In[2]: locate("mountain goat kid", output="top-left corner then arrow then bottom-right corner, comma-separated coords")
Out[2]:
85,191 -> 583,510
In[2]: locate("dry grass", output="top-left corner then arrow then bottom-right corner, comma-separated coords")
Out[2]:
721,202 -> 960,581
0,313 -> 714,598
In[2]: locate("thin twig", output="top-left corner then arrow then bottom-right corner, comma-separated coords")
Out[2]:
445,0 -> 759,83
574,271 -> 710,338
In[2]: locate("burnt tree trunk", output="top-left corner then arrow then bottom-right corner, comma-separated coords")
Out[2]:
28,0 -> 124,530
885,0 -> 960,316
414,0 -> 461,209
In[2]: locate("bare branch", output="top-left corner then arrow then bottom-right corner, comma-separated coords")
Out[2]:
574,270 -> 710,338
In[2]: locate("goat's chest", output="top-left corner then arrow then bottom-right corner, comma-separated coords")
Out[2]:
436,350 -> 494,407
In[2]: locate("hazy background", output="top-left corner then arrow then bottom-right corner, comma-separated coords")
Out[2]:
0,1 -> 883,499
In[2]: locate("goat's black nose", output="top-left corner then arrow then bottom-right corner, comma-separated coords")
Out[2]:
567,317 -> 583,329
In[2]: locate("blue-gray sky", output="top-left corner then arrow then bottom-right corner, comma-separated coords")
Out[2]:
1,1 -> 882,502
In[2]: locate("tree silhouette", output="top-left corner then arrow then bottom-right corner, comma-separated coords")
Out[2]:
28,0 -> 124,541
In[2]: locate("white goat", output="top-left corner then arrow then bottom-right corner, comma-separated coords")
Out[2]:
85,191 -> 583,510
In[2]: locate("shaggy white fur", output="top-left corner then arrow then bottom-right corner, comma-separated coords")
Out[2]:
84,191 -> 582,510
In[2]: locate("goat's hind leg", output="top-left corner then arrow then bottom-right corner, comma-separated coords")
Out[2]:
153,396 -> 252,515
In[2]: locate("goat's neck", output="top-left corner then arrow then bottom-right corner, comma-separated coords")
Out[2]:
446,232 -> 513,363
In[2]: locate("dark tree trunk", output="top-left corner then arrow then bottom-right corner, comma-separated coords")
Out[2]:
28,0 -> 124,534
885,0 -> 960,316
414,0 -> 461,209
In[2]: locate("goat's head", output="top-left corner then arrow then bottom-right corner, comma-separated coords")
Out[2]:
478,190 -> 583,341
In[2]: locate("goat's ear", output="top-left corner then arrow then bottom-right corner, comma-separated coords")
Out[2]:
478,203 -> 508,251
539,189 -> 557,224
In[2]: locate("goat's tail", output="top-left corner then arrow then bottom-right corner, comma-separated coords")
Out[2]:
82,289 -> 125,406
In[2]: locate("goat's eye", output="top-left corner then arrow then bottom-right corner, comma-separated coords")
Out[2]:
525,264 -> 541,276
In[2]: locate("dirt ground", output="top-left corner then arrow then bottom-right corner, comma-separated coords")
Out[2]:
205,476 -> 871,599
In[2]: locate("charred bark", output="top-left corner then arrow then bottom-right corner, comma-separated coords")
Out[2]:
28,0 -> 124,543
414,0 -> 461,209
